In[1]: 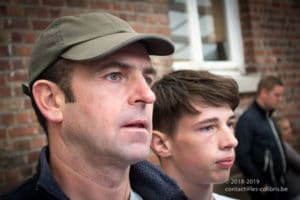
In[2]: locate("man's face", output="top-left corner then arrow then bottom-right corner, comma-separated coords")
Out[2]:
263,85 -> 284,110
167,104 -> 238,185
61,43 -> 156,166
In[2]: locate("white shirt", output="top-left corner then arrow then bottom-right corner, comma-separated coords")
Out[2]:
130,190 -> 143,200
213,193 -> 238,200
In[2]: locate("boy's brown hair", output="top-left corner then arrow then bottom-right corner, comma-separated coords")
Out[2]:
152,70 -> 240,136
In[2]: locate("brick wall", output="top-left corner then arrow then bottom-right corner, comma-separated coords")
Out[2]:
1,0 -> 300,194
0,0 -> 172,192
238,0 -> 300,150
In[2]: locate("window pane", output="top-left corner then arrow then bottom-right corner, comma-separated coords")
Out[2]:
198,0 -> 229,61
169,0 -> 190,60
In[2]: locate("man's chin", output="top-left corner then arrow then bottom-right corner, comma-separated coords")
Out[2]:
129,148 -> 150,164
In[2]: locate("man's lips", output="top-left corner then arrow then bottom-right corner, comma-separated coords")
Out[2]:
122,120 -> 149,130
216,157 -> 234,168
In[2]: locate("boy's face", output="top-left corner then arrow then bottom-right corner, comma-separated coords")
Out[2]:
165,104 -> 238,185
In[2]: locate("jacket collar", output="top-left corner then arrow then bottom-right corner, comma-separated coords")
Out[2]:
253,99 -> 275,117
36,146 -> 69,200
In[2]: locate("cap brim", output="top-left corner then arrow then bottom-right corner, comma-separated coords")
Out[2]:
61,32 -> 174,61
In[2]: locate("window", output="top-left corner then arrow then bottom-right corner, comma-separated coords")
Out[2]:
169,0 -> 245,75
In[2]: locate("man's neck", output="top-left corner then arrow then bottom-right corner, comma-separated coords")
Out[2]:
49,148 -> 132,200
256,97 -> 267,110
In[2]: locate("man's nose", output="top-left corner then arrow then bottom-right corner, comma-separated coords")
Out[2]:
128,75 -> 156,105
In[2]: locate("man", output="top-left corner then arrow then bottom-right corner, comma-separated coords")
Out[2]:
150,70 -> 240,200
1,12 -> 188,200
235,75 -> 287,200
277,117 -> 300,200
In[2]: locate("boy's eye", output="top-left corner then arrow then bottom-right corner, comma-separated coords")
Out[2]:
199,125 -> 216,133
106,72 -> 121,81
228,121 -> 236,129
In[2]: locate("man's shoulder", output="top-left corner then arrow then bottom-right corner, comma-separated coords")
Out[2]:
130,160 -> 188,200
0,176 -> 39,200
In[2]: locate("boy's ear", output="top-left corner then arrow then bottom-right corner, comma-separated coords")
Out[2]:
151,130 -> 172,158
32,80 -> 65,123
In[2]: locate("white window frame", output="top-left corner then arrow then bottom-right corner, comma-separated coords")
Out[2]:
172,0 -> 244,73
171,0 -> 260,92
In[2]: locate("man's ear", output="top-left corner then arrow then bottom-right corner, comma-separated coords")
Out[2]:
151,130 -> 172,158
32,80 -> 65,123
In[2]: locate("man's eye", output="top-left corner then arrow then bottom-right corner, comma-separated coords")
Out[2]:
106,72 -> 121,81
145,76 -> 154,85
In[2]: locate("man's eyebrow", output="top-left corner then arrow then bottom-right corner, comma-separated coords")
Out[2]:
97,61 -> 156,75
97,61 -> 129,70
144,67 -> 157,76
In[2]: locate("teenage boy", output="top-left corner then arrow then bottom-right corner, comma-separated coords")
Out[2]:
151,70 -> 240,200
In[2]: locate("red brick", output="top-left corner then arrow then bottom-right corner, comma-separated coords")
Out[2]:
20,165 -> 34,178
0,5 -> 7,16
13,45 -> 31,56
66,0 -> 88,7
9,71 -> 27,82
32,20 -> 51,30
7,6 -> 25,17
11,32 -> 22,42
15,111 -> 30,123
13,86 -> 24,96
0,45 -> 9,56
89,2 -> 111,10
31,136 -> 46,148
43,0 -> 64,7
0,60 -> 10,71
0,32 -> 10,43
28,150 -> 40,162
12,58 -> 28,70
158,15 -> 169,25
24,7 -> 49,18
0,128 -> 6,139
0,98 -> 23,111
23,32 -> 37,43
15,0 -> 40,5
1,113 -> 14,125
0,86 -> 11,97
13,139 -> 31,151
3,19 -> 29,29
9,125 -> 37,137
5,168 -> 21,181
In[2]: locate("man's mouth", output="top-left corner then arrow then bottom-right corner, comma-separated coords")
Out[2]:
122,120 -> 148,130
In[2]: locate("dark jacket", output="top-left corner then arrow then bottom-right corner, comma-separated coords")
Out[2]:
1,146 -> 188,200
235,100 -> 287,187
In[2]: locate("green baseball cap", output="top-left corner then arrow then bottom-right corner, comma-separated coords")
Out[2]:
23,12 -> 174,95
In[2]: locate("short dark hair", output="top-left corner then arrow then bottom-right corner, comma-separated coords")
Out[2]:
257,75 -> 284,95
30,59 -> 75,135
152,70 -> 240,137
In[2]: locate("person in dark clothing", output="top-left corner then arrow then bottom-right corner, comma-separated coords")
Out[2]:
235,75 -> 288,200
1,12 -> 189,200
2,147 -> 188,200
277,117 -> 300,200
